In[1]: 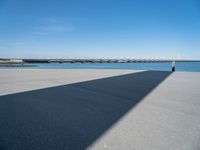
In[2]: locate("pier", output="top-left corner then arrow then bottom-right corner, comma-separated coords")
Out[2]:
22,58 -> 200,63
1,58 -> 200,65
0,69 -> 200,150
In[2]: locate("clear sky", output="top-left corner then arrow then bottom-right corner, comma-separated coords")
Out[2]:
0,0 -> 200,59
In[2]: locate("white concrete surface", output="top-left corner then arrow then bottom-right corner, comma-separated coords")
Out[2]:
88,72 -> 200,150
0,69 -> 138,96
0,69 -> 200,150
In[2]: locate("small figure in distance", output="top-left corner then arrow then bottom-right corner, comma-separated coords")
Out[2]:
172,61 -> 176,72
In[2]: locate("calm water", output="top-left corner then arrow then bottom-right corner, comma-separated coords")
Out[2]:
1,62 -> 200,72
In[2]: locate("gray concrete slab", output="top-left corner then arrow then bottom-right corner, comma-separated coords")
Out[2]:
0,69 -> 200,150
0,69 -> 138,96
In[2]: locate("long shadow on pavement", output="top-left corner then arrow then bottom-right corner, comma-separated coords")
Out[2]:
0,70 -> 171,150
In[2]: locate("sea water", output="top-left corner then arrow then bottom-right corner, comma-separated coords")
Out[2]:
1,62 -> 200,72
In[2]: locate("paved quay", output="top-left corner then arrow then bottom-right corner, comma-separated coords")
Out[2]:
0,69 -> 200,150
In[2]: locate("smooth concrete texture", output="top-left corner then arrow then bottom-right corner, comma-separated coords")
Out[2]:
0,69 -> 138,96
0,69 -> 200,150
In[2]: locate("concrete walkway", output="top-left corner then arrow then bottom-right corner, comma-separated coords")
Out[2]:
0,69 -> 200,150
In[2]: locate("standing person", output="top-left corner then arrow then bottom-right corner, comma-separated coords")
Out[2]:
172,61 -> 176,72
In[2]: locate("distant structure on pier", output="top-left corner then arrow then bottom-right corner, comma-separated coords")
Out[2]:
1,58 -> 200,65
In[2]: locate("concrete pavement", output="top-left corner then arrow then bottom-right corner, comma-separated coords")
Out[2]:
0,69 -> 200,150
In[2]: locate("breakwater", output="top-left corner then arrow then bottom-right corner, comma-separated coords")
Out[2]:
1,58 -> 200,64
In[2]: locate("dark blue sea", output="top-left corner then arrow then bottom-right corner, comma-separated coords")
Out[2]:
1,62 -> 200,72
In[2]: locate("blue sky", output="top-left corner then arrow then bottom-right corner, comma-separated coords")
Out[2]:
0,0 -> 200,59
